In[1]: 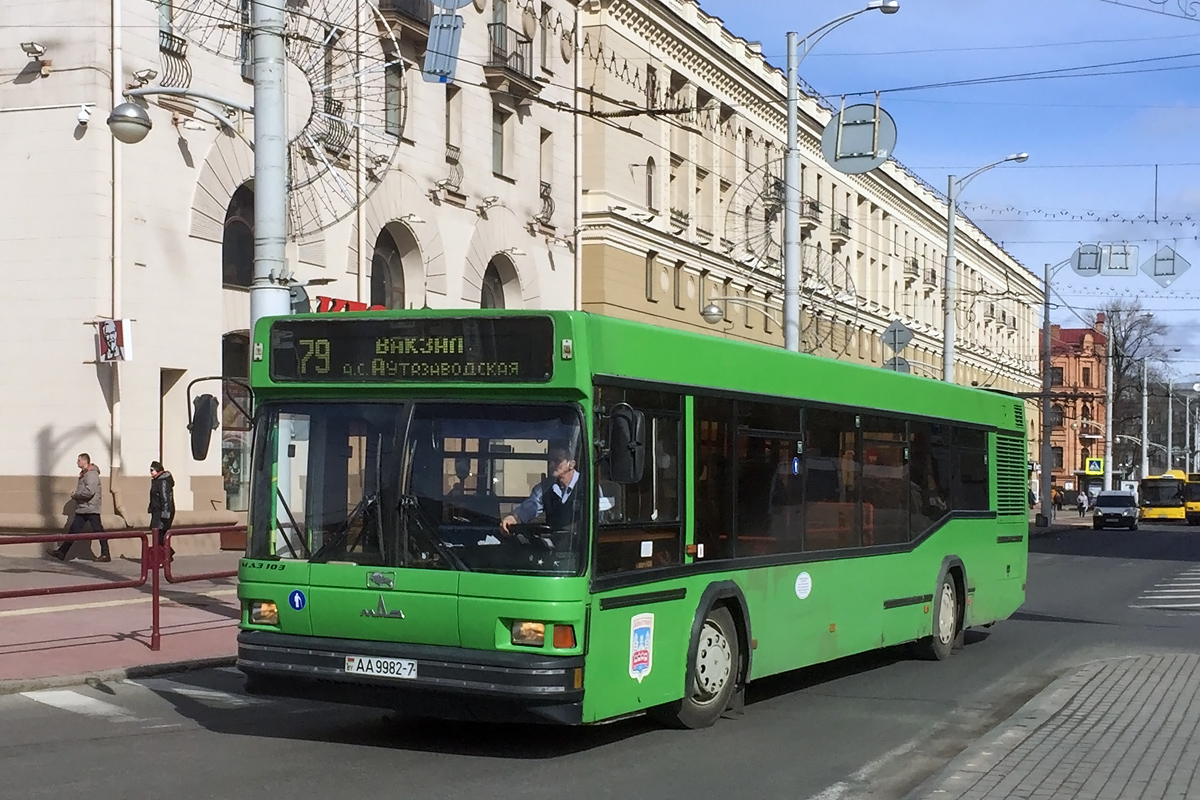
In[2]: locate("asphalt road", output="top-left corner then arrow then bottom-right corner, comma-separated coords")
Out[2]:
3,523 -> 1199,800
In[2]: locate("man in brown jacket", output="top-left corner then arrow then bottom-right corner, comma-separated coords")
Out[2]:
52,453 -> 110,562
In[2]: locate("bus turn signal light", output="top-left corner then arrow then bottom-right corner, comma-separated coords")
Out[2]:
250,601 -> 279,625
511,621 -> 545,647
553,624 -> 576,649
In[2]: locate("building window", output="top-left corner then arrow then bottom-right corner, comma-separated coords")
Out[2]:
1082,366 -> 1092,387
645,65 -> 657,108
222,184 -> 254,289
385,62 -> 404,138
492,108 -> 510,176
481,258 -> 516,309
445,85 -> 461,149
1050,404 -> 1065,428
239,0 -> 253,81
539,3 -> 552,71
1051,366 -> 1064,386
539,128 -> 553,185
1052,446 -> 1064,469
158,0 -> 173,34
645,157 -> 656,210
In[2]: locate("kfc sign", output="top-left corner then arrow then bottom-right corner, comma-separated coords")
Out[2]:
96,319 -> 133,362
315,296 -> 386,313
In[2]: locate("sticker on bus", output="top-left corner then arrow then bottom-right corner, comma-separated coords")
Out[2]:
795,572 -> 813,600
629,613 -> 654,683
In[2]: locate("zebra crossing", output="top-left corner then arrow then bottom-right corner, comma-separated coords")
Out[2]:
1130,567 -> 1200,611
2,667 -> 277,727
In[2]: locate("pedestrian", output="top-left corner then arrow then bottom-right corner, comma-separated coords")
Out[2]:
52,453 -> 109,562
149,460 -> 176,559
1077,492 -> 1088,518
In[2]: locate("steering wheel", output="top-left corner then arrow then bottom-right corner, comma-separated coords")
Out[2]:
505,523 -> 557,549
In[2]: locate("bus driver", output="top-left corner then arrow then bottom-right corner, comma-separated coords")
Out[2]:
500,444 -> 581,534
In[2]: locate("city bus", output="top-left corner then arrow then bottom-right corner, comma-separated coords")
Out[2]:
193,310 -> 1028,727
1185,473 -> 1200,526
1139,470 -> 1188,523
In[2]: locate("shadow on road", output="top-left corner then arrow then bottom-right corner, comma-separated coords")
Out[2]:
1031,527 -> 1200,563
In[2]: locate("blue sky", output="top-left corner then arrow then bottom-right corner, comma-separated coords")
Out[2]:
699,0 -> 1200,368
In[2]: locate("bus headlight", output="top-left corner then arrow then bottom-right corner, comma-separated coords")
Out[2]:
250,601 -> 279,625
511,621 -> 545,647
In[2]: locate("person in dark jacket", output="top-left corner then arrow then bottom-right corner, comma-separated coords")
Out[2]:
149,461 -> 176,554
52,453 -> 110,562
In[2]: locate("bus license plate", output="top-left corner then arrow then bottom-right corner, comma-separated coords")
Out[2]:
344,655 -> 417,680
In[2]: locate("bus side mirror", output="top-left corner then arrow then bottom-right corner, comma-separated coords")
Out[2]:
608,404 -> 645,484
189,394 -> 220,460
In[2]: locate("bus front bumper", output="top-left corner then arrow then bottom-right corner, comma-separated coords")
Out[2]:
237,630 -> 585,724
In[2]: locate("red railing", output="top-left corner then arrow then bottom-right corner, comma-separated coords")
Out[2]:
0,526 -> 242,651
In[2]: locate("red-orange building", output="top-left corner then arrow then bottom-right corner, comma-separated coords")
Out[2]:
1043,314 -> 1108,499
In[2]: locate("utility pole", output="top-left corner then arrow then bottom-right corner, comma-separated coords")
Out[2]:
1039,262 -> 1054,525
1142,361 -> 1150,478
1104,314 -> 1113,490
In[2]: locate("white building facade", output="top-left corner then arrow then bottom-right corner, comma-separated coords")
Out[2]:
0,0 -> 579,530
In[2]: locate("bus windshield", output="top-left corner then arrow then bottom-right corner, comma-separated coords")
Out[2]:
1139,479 -> 1183,507
248,401 -> 588,576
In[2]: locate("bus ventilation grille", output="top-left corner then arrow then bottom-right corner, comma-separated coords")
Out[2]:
1013,403 -> 1025,430
995,433 -> 1027,517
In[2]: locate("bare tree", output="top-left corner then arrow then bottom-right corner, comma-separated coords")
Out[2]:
1095,300 -> 1167,478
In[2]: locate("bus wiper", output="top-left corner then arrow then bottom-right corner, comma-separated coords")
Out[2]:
275,488 -> 309,558
400,495 -> 469,571
310,494 -> 378,563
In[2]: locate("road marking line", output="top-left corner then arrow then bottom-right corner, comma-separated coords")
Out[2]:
124,678 -> 264,707
20,689 -> 144,722
1131,603 -> 1200,608
0,589 -> 238,618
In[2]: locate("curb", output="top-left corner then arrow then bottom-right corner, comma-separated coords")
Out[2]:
0,654 -> 237,696
901,664 -> 1097,800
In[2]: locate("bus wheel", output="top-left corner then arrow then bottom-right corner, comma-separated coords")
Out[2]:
917,575 -> 958,661
652,605 -> 740,729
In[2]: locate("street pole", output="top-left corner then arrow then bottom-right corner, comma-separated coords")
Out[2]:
1039,262 -> 1053,524
942,178 -> 958,382
1104,316 -> 1113,490
783,31 -> 801,353
250,0 -> 293,330
1142,360 -> 1150,478
1167,382 -> 1174,471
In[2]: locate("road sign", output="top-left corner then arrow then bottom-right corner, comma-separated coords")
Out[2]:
423,14 -> 464,83
820,104 -> 898,175
1084,458 -> 1104,476
1100,244 -> 1138,277
884,356 -> 910,374
1071,244 -> 1101,277
1141,245 -> 1191,289
882,319 -> 913,353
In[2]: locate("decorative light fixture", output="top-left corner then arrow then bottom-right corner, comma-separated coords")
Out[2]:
20,42 -> 46,59
131,68 -> 158,86
107,102 -> 153,144
399,213 -> 425,224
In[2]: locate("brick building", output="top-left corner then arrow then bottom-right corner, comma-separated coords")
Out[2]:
1044,314 -> 1108,499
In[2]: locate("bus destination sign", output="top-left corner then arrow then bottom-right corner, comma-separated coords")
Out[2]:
269,317 -> 555,383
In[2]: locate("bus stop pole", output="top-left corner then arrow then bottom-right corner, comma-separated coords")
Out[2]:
150,527 -> 161,651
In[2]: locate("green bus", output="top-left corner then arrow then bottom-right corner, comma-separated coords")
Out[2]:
203,309 -> 1028,727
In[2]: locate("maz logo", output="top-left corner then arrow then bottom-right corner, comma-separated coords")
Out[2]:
362,596 -> 405,619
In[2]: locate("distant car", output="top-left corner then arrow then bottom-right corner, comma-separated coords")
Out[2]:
1092,491 -> 1140,530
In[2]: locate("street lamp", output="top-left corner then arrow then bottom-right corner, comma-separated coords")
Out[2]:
783,1 -> 900,352
942,153 -> 1028,381
701,296 -> 783,328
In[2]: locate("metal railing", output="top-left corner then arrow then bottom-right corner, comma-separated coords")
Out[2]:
1,525 -> 242,651
488,23 -> 533,80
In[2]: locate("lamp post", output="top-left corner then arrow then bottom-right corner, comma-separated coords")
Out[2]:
783,1 -> 899,352
942,153 -> 1028,381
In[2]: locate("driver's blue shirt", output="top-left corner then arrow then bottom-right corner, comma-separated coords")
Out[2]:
512,471 -> 580,524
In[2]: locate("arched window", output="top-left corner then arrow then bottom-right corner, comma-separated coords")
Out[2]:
646,157 -> 656,210
370,228 -> 406,310
1050,404 -> 1065,428
222,184 -> 254,289
481,260 -> 506,309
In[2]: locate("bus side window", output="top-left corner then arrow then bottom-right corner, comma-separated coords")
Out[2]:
596,385 -> 684,574
694,395 -> 735,561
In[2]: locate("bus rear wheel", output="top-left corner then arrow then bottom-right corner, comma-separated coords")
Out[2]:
917,576 -> 959,661
651,605 -> 739,729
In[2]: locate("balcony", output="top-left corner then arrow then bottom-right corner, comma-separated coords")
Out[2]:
903,256 -> 919,286
159,30 -> 188,59
379,0 -> 433,36
922,268 -> 938,291
484,24 -> 540,98
829,213 -> 851,251
670,207 -> 690,231
799,197 -> 821,234
534,181 -> 555,226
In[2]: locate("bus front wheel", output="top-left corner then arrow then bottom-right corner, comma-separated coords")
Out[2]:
651,605 -> 740,729
917,575 -> 959,661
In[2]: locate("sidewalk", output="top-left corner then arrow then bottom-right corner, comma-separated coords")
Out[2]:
0,552 -> 241,692
909,654 -> 1200,799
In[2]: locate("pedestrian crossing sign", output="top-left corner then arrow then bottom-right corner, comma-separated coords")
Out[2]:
1084,458 -> 1104,475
